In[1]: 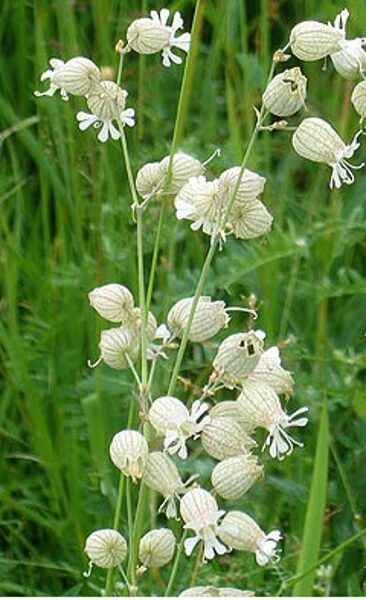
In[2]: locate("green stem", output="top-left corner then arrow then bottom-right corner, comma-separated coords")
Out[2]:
126,478 -> 135,583
165,530 -> 188,597
278,527 -> 366,594
146,197 -> 166,312
127,482 -> 149,586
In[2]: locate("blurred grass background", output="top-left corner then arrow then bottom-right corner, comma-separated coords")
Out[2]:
1,0 -> 366,595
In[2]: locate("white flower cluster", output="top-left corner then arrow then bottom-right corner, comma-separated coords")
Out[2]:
34,10 -> 190,142
259,8 -> 366,189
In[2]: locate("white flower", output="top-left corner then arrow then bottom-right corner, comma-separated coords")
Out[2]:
88,283 -> 135,323
160,152 -> 204,191
76,107 -> 135,142
289,11 -> 346,61
149,397 -> 210,459
211,454 -> 263,500
248,346 -> 294,396
212,330 -> 265,387
330,10 -> 366,79
351,80 -> 366,118
180,488 -> 228,561
262,67 -> 307,117
218,511 -> 281,566
151,9 -> 191,67
127,9 -> 190,67
109,430 -> 148,481
35,57 -> 100,100
292,117 -> 364,189
139,528 -> 176,568
237,380 -> 308,460
179,587 -> 254,597
167,296 -> 229,342
174,175 -> 221,236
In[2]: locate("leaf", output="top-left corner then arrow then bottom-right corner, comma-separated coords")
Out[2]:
292,404 -> 329,596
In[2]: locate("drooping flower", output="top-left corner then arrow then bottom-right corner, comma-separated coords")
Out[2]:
127,9 -> 190,67
330,9 -> 366,79
351,80 -> 366,118
159,152 -> 204,192
262,67 -> 307,117
237,380 -> 308,460
167,296 -> 229,342
76,81 -> 134,142
136,161 -> 166,199
292,117 -> 364,189
88,283 -> 135,323
218,511 -> 281,566
289,11 -> 346,61
179,587 -> 254,597
139,528 -> 176,568
142,452 -> 196,519
109,429 -> 148,481
174,175 -> 221,236
211,454 -> 263,500
201,416 -> 256,461
35,57 -> 100,100
247,346 -> 294,396
84,529 -> 127,572
180,488 -> 228,561
91,325 -> 140,369
212,330 -> 265,387
149,396 -> 210,459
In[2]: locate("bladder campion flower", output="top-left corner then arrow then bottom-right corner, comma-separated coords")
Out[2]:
149,396 -> 210,459
262,67 -> 307,117
351,80 -> 366,118
88,283 -> 135,323
218,511 -> 281,566
167,296 -> 229,342
109,430 -> 148,481
212,331 -> 265,387
292,117 -> 364,189
211,454 -> 263,500
179,587 -> 254,597
84,529 -> 127,571
330,9 -> 366,79
92,326 -> 140,369
237,380 -> 308,460
248,346 -> 294,396
180,488 -> 228,561
127,9 -> 190,67
35,57 -> 100,100
289,11 -> 346,61
201,417 -> 256,461
139,528 -> 176,568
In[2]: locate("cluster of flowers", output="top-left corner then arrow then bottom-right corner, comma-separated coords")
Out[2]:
84,282 -> 308,586
35,9 -> 190,141
262,8 -> 366,189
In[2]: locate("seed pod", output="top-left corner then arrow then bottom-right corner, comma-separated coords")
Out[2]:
88,283 -> 135,323
262,67 -> 307,117
99,326 -> 139,369
87,80 -> 127,120
167,296 -> 229,342
109,430 -> 148,481
218,167 -> 265,204
142,452 -> 188,518
179,587 -> 254,597
84,529 -> 127,569
351,80 -> 366,118
127,18 -> 171,54
160,152 -> 204,192
211,455 -> 263,500
289,20 -> 344,61
213,331 -> 264,386
139,528 -> 176,568
292,117 -> 363,189
218,511 -> 281,566
331,43 -> 366,80
201,417 -> 255,461
136,161 -> 166,199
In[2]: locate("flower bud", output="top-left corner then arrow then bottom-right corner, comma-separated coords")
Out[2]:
212,454 -> 263,500
109,430 -> 148,481
201,417 -> 255,461
127,18 -> 171,54
99,326 -> 139,369
218,511 -> 282,565
292,117 -> 364,189
35,57 -> 101,100
139,528 -> 176,568
289,20 -> 344,61
213,331 -> 264,386
179,587 -> 254,597
262,67 -> 307,117
167,296 -> 229,342
89,283 -> 135,323
160,152 -> 204,192
87,81 -> 127,120
351,80 -> 366,118
84,529 -> 127,569
136,161 -> 166,199
142,452 -> 190,518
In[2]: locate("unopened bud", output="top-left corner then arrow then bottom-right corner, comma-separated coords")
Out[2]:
212,454 -> 263,500
139,528 -> 176,568
262,67 -> 307,117
213,331 -> 264,386
89,283 -> 135,323
160,152 -> 204,192
167,296 -> 229,343
84,529 -> 127,570
289,20 -> 344,61
136,161 -> 166,199
201,417 -> 255,461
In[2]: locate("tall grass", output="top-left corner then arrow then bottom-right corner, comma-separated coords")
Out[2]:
1,0 -> 365,595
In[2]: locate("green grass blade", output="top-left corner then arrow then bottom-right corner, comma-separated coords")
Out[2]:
293,403 -> 329,596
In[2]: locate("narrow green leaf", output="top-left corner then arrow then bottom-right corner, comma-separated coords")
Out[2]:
293,404 -> 329,596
